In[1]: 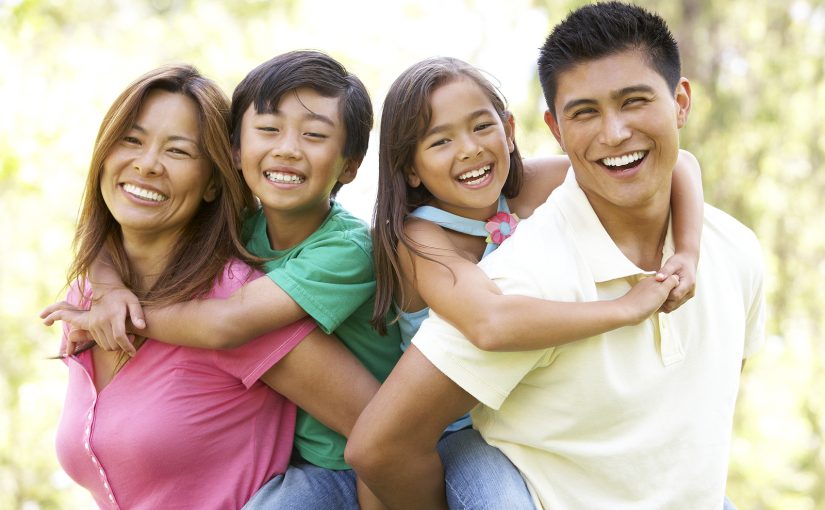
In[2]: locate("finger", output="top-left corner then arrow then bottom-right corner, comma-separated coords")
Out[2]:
113,322 -> 137,356
40,301 -> 71,319
128,302 -> 146,330
42,309 -> 72,327
655,261 -> 680,281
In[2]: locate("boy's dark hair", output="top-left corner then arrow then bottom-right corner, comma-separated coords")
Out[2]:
538,1 -> 681,118
230,50 -> 373,196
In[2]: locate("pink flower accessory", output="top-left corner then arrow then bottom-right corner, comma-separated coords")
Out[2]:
485,211 -> 519,245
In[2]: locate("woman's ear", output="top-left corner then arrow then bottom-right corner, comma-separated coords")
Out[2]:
203,177 -> 218,203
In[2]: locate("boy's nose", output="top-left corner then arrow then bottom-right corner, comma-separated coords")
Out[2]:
272,132 -> 301,159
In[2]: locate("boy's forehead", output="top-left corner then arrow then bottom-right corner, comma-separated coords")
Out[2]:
248,87 -> 344,119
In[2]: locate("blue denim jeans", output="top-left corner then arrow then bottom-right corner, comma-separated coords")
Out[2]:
242,462 -> 358,510
438,428 -> 535,510
243,429 -> 534,510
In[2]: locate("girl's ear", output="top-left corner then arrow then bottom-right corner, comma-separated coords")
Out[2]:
504,112 -> 516,153
232,146 -> 242,170
405,168 -> 422,188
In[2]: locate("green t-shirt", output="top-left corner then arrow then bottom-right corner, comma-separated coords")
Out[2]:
243,201 -> 402,470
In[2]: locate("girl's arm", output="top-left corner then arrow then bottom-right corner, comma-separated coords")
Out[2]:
400,219 -> 678,352
657,149 -> 703,312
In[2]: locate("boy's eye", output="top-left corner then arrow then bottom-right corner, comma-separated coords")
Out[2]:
304,132 -> 329,139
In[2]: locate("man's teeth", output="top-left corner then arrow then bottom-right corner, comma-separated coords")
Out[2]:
602,151 -> 645,167
265,171 -> 305,184
458,165 -> 491,184
123,183 -> 167,202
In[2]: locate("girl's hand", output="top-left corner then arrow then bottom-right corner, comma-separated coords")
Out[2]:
618,275 -> 680,325
656,252 -> 697,313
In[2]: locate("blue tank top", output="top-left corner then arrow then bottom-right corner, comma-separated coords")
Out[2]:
396,195 -> 513,433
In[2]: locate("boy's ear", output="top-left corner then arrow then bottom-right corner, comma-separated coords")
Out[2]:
505,112 -> 516,153
337,158 -> 360,185
544,110 -> 565,152
232,146 -> 242,170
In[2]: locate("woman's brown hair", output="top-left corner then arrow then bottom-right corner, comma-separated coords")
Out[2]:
68,64 -> 258,354
370,57 -> 524,334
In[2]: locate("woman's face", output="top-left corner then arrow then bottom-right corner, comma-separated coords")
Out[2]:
100,90 -> 216,245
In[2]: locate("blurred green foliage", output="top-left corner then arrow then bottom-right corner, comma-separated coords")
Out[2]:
1,0 -> 822,508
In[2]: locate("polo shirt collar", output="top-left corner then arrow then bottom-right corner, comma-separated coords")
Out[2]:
554,169 -> 674,283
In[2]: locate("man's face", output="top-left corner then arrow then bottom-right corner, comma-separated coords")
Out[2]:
545,49 -> 691,218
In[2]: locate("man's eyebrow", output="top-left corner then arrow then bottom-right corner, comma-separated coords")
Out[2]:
423,108 -> 491,138
561,85 -> 657,114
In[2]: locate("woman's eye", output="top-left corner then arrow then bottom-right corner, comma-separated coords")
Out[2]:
168,148 -> 192,157
123,136 -> 141,145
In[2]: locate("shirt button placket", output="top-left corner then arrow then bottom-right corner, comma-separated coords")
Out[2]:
86,401 -> 120,509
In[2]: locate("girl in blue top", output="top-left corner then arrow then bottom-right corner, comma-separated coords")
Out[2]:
363,56 -> 703,508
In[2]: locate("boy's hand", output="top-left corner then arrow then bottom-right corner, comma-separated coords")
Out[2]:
656,252 -> 697,313
40,290 -> 142,356
618,275 -> 680,325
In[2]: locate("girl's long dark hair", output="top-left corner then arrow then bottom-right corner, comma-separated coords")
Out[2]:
370,57 -> 524,334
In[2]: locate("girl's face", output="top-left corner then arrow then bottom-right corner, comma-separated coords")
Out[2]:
100,90 -> 216,247
409,77 -> 514,221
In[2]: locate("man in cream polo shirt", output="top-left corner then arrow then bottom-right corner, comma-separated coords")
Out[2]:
347,3 -> 765,509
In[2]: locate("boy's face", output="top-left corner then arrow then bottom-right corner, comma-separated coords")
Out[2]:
544,49 -> 691,218
236,87 -> 356,219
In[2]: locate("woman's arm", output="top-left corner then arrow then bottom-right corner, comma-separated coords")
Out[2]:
656,149 -> 703,312
400,219 -> 677,352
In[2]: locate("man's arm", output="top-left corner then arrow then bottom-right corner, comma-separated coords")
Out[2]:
346,345 -> 478,510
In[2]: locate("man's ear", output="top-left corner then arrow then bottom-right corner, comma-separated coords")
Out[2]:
544,110 -> 565,152
505,112 -> 516,153
337,158 -> 360,185
674,78 -> 692,128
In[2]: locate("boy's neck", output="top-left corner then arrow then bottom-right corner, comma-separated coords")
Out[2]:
263,200 -> 333,251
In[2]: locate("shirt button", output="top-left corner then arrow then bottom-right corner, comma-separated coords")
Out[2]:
99,469 -> 104,476
84,442 -> 90,450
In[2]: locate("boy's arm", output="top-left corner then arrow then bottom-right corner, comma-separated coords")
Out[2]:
140,276 -> 307,349
347,345 -> 476,510
402,219 -> 678,352
657,149 -> 704,312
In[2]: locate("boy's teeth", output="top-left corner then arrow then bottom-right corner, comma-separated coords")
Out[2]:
265,171 -> 305,184
123,183 -> 167,202
458,165 -> 491,182
602,151 -> 646,167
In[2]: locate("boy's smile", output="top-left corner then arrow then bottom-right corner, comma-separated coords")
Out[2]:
237,87 -> 356,247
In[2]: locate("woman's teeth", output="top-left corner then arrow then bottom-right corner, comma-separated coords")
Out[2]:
123,183 -> 167,202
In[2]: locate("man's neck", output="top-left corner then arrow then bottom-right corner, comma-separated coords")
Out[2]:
588,196 -> 671,272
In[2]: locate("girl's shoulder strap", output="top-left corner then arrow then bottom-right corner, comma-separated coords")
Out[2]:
408,196 -> 514,257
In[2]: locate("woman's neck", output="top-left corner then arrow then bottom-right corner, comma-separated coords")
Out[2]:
121,232 -> 177,290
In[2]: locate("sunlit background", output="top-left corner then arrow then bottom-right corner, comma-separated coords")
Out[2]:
2,0 -> 823,508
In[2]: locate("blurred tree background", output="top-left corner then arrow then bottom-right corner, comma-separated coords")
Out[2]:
1,0 -> 822,508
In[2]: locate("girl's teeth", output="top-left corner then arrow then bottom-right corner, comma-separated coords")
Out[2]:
458,165 -> 491,182
123,183 -> 167,202
265,171 -> 305,184
602,151 -> 645,167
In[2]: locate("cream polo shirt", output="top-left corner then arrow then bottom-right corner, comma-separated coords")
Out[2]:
413,170 -> 765,510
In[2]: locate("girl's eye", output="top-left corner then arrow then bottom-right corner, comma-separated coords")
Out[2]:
428,138 -> 449,148
257,126 -> 278,133
474,122 -> 494,132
